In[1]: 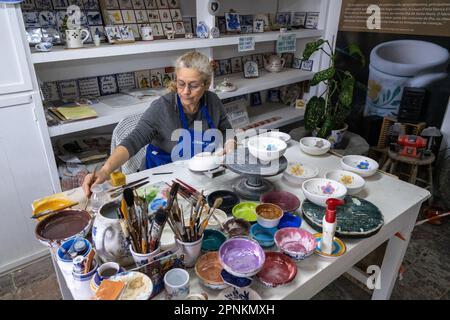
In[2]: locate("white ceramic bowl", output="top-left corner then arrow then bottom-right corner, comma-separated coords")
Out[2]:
247,136 -> 287,163
325,170 -> 365,195
341,155 -> 379,177
299,137 -> 331,155
258,131 -> 291,143
189,152 -> 222,172
200,208 -> 228,229
302,178 -> 347,207
283,162 -> 319,184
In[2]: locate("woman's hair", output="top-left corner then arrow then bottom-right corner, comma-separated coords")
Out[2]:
166,51 -> 213,92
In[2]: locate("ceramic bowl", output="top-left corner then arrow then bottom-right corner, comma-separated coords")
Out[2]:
189,152 -> 222,172
255,203 -> 284,228
299,137 -> 331,155
260,191 -> 301,212
258,131 -> 291,143
341,155 -> 379,177
200,208 -> 227,229
223,218 -> 251,237
247,136 -> 287,163
217,286 -> 262,300
220,269 -> 252,288
301,178 -> 347,207
108,271 -> 153,300
219,237 -> 265,278
195,252 -> 229,290
231,202 -> 258,222
325,170 -> 365,195
274,227 -> 316,261
90,262 -> 126,293
249,223 -> 277,247
201,229 -> 227,252
207,190 -> 240,215
256,252 -> 297,288
278,212 -> 302,229
283,162 -> 319,185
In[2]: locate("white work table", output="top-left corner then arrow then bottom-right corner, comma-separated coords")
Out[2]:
53,140 -> 430,300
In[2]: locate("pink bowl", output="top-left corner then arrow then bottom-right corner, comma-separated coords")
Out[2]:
260,191 -> 301,212
274,228 -> 316,261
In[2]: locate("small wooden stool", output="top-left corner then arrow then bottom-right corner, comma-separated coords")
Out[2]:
382,149 -> 435,201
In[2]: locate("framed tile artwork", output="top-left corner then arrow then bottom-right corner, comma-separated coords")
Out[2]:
156,0 -> 169,9
292,12 -> 306,29
159,9 -> 172,22
78,77 -> 101,97
58,79 -> 80,100
301,59 -> 314,71
219,59 -> 232,75
304,12 -> 319,29
135,70 -> 151,88
116,72 -> 136,91
243,60 -> 259,78
225,12 -> 241,33
182,17 -> 193,34
151,68 -> 164,88
173,21 -> 185,35
118,0 -> 133,9
230,57 -> 243,73
41,81 -> 60,101
98,74 -> 119,95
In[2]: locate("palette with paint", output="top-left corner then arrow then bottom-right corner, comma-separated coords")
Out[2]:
274,227 -> 316,261
195,252 -> 229,290
107,271 -> 153,300
256,252 -> 297,287
313,233 -> 346,258
232,202 -> 258,222
222,218 -> 251,237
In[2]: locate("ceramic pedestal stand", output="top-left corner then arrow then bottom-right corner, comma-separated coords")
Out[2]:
225,148 -> 287,200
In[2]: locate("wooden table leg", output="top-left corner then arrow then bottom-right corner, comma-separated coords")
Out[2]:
409,165 -> 418,184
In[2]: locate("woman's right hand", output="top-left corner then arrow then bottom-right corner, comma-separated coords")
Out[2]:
82,168 -> 109,198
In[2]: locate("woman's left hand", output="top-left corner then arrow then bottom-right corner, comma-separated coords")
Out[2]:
216,139 -> 236,156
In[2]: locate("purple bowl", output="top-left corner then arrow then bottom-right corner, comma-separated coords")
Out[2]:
218,237 -> 265,278
260,191 -> 301,212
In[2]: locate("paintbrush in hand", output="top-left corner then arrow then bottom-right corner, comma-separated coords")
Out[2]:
84,167 -> 97,211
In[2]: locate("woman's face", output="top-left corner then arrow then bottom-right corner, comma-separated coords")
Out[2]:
176,68 -> 208,108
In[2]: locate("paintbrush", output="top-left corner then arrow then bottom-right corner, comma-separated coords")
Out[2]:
198,197 -> 223,238
107,177 -> 149,193
110,180 -> 149,199
84,167 -> 97,210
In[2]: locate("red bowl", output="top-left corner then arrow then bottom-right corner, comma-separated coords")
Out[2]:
260,191 -> 301,212
256,252 -> 297,287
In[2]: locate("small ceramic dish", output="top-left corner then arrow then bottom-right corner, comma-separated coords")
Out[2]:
278,212 -> 302,229
325,169 -> 365,195
232,202 -> 258,222
301,178 -> 347,207
283,162 -> 319,185
255,203 -> 284,228
219,237 -> 265,278
260,190 -> 301,212
223,218 -> 251,237
90,262 -> 126,293
186,293 -> 208,300
341,155 -> 379,177
200,208 -> 228,229
274,227 -> 316,261
215,78 -> 237,92
220,269 -> 252,288
195,252 -> 229,290
201,229 -> 227,252
258,131 -> 291,143
217,286 -> 262,300
107,271 -> 153,300
189,152 -> 222,172
256,252 -> 297,288
313,233 -> 347,258
207,190 -> 240,215
299,137 -> 331,155
247,136 -> 287,163
250,223 -> 277,247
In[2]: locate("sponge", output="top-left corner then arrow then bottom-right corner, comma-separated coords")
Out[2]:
110,171 -> 126,187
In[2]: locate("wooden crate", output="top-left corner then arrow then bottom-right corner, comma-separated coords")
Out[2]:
377,116 -> 426,148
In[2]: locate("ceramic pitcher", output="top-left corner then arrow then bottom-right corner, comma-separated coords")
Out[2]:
364,40 -> 449,117
92,201 -> 133,266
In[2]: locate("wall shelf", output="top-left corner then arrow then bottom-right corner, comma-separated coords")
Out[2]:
31,29 -> 324,64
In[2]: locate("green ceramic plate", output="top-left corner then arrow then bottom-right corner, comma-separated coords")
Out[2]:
232,202 -> 258,222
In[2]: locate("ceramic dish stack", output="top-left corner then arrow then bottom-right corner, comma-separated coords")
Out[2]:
340,155 -> 379,177
299,137 -> 331,155
283,162 -> 319,185
301,178 -> 347,207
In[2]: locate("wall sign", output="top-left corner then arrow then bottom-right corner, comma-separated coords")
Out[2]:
276,33 -> 296,53
238,36 -> 255,52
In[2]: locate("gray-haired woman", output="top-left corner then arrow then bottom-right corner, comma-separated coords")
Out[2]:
82,51 -> 235,196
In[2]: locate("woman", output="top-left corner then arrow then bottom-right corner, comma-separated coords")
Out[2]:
82,51 -> 235,196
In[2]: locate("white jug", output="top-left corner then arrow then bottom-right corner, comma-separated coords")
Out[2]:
364,40 -> 449,117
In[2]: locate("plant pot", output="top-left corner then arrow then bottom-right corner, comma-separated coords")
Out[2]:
327,123 -> 348,148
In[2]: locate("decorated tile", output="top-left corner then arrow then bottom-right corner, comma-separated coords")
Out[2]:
282,52 -> 294,68
241,55 -> 252,66
304,12 -> 319,29
56,11 -> 68,27
108,10 -> 124,24
162,22 -> 174,35
292,57 -> 302,69
134,70 -> 151,88
213,60 -> 221,76
173,21 -> 185,35
118,25 -> 135,41
98,74 -> 119,95
104,0 -> 120,9
127,24 -> 140,39
252,54 -> 264,68
78,77 -> 101,97
292,12 -> 306,28
35,0 -> 54,10
182,17 -> 193,34
216,16 -> 226,34
150,22 -> 164,36
122,10 -> 137,23
68,0 -> 83,7
230,57 -> 243,73
118,0 -> 133,9
144,0 -> 157,9
158,9 -> 171,22
52,0 -> 68,9
169,8 -> 181,21
168,0 -> 178,8
116,72 -> 136,91
87,11 -> 103,25
41,81 -> 60,101
275,12 -> 291,28
68,11 -> 88,27
225,12 -> 241,32
150,68 -> 164,88
21,0 -> 36,11
58,80 -> 80,100
23,12 -> 40,28
301,59 -> 313,71
83,0 -> 100,10
134,9 -> 148,23
239,15 -> 253,34
90,25 -> 106,41
132,0 -> 145,9
161,71 -> 173,87
147,9 -> 160,22
156,0 -> 168,9
219,59 -> 231,75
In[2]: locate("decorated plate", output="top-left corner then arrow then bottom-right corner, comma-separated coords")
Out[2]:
108,271 -> 153,300
313,233 -> 346,258
217,286 -> 262,300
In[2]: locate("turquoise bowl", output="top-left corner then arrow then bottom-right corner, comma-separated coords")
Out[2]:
250,223 -> 277,248
201,229 -> 227,252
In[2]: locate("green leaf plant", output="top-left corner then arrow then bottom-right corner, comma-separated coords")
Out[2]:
302,39 -> 365,138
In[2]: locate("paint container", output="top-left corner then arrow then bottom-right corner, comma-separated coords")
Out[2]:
164,268 -> 190,300
71,258 -> 98,300
175,234 -> 204,268
129,244 -> 161,267
90,261 -> 125,293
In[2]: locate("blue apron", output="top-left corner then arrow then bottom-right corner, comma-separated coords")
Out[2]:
145,94 -> 216,169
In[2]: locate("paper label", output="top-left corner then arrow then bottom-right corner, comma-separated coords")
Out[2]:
238,36 -> 255,52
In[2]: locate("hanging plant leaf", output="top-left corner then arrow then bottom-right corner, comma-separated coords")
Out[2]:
304,96 -> 326,131
338,72 -> 355,107
318,115 -> 334,138
303,39 -> 326,60
348,43 -> 366,67
310,67 -> 335,86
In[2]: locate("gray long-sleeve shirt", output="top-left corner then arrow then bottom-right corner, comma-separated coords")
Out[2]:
119,91 -> 232,157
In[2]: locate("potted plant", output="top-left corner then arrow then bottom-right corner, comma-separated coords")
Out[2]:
302,39 -> 365,147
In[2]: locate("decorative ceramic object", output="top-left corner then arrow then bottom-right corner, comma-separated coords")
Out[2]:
207,0 -> 220,15
201,229 -> 227,252
249,223 -> 277,247
258,131 -> 291,142
223,218 -> 251,237
164,268 -> 190,300
215,78 -> 237,92
90,262 -> 125,293
256,252 -> 297,287
243,60 -> 259,78
274,227 -> 316,261
299,137 -> 331,155
71,259 -> 98,300
188,151 -> 222,172
301,178 -> 347,207
264,54 -> 285,72
166,30 -> 175,39
210,26 -> 220,38
232,202 -> 258,222
220,269 -> 252,288
65,28 -> 90,49
207,190 -> 240,214
35,41 -> 53,51
93,34 -> 101,46
283,162 -> 319,185
106,271 -> 153,300
129,244 -> 161,266
140,25 -> 154,40
325,170 -> 365,195
219,237 -> 265,278
253,19 -> 264,32
313,233 -> 346,258
185,32 -> 193,39
255,203 -> 284,228
196,21 -> 209,38
217,286 -> 262,300
175,234 -> 204,268
225,12 -> 241,32
195,252 -> 229,290
57,238 -> 92,287
341,155 -> 379,177
260,190 -> 301,212
302,196 -> 384,238
247,136 -> 287,164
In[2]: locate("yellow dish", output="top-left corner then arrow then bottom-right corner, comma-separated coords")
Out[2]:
32,195 -> 78,221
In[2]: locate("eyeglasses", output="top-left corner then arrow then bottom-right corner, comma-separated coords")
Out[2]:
176,81 -> 205,92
